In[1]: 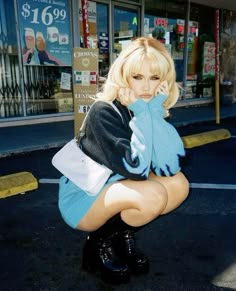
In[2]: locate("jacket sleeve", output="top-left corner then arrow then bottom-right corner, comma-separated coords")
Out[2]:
82,99 -> 153,180
148,94 -> 185,176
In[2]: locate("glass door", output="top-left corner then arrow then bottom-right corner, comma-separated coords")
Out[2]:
112,3 -> 140,61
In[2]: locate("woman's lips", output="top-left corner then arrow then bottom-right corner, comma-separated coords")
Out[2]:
140,94 -> 152,98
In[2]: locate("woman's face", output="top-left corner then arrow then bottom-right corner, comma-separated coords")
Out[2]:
127,57 -> 161,102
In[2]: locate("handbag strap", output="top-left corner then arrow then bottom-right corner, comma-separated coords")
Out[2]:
77,101 -> 123,142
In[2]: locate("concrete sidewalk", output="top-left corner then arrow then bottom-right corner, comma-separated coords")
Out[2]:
0,102 -> 235,158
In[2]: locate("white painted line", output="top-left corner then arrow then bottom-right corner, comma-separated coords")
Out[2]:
39,179 -> 236,190
39,178 -> 59,184
231,135 -> 236,138
190,183 -> 236,190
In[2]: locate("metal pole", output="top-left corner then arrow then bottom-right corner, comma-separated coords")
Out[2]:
109,1 -> 114,63
140,0 -> 145,36
71,0 -> 80,47
14,0 -> 27,117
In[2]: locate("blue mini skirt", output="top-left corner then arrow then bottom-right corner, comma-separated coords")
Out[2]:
58,174 -> 124,229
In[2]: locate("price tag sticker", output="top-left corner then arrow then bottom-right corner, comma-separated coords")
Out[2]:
78,105 -> 91,114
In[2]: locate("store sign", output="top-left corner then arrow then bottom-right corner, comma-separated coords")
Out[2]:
73,48 -> 98,135
202,42 -> 215,78
79,0 -> 96,23
154,18 -> 167,27
144,18 -> 150,36
99,33 -> 109,53
18,0 -> 71,66
176,19 -> 198,35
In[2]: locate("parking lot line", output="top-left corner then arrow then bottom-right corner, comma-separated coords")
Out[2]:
39,178 -> 59,184
190,183 -> 236,190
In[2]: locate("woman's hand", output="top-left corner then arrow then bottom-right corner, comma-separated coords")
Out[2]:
118,88 -> 137,106
155,80 -> 169,96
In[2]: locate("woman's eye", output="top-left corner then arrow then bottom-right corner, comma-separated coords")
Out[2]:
151,76 -> 160,81
132,75 -> 142,80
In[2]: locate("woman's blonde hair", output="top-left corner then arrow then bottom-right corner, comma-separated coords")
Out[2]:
97,37 -> 179,109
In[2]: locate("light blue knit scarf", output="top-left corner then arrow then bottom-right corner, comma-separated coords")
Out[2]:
148,94 -> 185,176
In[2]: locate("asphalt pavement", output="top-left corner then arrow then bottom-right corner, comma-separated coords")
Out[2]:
0,117 -> 236,290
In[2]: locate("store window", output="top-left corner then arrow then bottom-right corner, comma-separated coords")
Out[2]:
97,3 -> 109,77
0,0 -> 21,118
144,1 -> 215,101
220,10 -> 236,104
0,0 -> 73,120
113,5 -> 139,59
189,4 -> 215,100
79,1 -> 140,77
79,1 -> 109,77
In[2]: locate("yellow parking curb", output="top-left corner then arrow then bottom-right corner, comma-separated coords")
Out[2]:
181,129 -> 231,149
0,172 -> 38,199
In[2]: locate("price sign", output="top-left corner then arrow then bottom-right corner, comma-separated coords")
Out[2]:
21,3 -> 67,26
18,0 -> 71,66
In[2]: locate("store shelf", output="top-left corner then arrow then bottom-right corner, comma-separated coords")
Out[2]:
175,97 -> 214,107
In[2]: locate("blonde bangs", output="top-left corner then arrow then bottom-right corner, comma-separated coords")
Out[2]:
122,46 -> 170,82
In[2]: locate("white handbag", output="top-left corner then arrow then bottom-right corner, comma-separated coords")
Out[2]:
52,101 -> 123,196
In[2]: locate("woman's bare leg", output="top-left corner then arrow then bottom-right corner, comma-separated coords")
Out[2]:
77,179 -> 168,231
77,171 -> 189,231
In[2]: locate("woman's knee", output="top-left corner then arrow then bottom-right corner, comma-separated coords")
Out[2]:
138,181 -> 168,218
172,172 -> 190,201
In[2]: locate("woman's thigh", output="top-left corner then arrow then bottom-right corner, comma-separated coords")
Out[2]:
77,178 -> 168,231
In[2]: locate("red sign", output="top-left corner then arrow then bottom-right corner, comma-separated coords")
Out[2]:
81,0 -> 89,48
202,42 -> 215,78
214,9 -> 219,81
154,18 -> 167,27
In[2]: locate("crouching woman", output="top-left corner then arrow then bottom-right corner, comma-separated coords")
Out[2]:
57,37 -> 189,283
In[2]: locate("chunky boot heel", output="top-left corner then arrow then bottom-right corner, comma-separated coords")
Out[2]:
119,229 -> 149,274
107,213 -> 149,275
81,217 -> 130,283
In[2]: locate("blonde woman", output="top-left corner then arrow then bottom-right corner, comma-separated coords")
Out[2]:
58,37 -> 189,283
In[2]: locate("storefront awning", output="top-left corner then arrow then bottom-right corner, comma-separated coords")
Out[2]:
191,0 -> 236,11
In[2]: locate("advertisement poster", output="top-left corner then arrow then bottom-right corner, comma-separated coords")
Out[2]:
18,0 -> 71,66
73,48 -> 98,135
202,42 -> 215,79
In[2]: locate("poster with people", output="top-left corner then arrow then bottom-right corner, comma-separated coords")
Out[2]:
18,0 -> 71,66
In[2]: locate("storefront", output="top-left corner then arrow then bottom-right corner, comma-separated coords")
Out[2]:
0,0 -> 235,126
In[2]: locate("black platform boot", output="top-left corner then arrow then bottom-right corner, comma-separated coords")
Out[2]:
82,216 -> 130,283
112,214 -> 149,274
117,228 -> 149,274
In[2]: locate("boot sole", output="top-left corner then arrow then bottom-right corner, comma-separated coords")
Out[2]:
82,259 -> 130,283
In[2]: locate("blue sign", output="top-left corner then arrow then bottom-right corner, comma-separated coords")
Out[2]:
99,32 -> 109,53
18,0 -> 71,66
